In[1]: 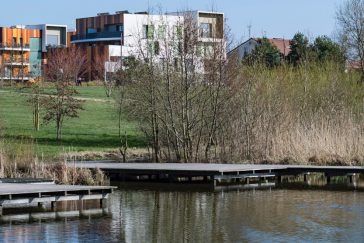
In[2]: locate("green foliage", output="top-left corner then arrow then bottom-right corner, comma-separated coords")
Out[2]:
244,38 -> 282,67
313,36 -> 345,64
288,32 -> 311,65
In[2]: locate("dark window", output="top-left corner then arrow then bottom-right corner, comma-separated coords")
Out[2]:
143,25 -> 148,39
154,41 -> 160,55
12,37 -> 17,45
117,25 -> 124,32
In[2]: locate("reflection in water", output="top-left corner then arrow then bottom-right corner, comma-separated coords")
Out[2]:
0,180 -> 364,242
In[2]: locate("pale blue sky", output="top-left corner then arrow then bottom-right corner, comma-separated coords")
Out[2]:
1,0 -> 345,44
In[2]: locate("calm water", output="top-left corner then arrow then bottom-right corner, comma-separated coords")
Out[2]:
1,182 -> 364,243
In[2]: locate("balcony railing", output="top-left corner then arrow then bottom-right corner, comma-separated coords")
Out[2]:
71,31 -> 123,42
4,57 -> 30,64
0,74 -> 31,80
0,43 -> 30,50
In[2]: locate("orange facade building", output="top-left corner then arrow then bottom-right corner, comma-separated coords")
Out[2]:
0,24 -> 68,82
0,27 -> 42,81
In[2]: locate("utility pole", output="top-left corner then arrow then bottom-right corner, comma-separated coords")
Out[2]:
247,23 -> 252,38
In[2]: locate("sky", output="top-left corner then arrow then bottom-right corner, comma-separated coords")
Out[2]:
0,0 -> 346,45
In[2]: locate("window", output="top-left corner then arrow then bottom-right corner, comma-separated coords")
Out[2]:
148,42 -> 154,55
117,25 -> 124,32
12,37 -> 17,45
47,35 -> 59,46
175,25 -> 183,40
158,25 -> 166,39
20,37 -> 23,46
143,25 -> 148,39
204,43 -> 213,57
143,25 -> 155,39
154,41 -> 160,55
200,23 -> 212,38
87,28 -> 97,34
148,25 -> 155,39
197,43 -> 204,57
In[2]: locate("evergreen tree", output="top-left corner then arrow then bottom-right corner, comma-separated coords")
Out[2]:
313,36 -> 345,64
245,38 -> 281,67
288,33 -> 310,65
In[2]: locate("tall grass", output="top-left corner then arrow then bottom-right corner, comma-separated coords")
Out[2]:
225,62 -> 364,165
0,139 -> 108,185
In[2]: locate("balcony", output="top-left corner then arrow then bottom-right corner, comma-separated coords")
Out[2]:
71,31 -> 123,44
0,74 -> 31,81
0,43 -> 30,51
4,57 -> 30,66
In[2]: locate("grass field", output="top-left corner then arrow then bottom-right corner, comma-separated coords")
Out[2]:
0,86 -> 145,158
0,85 -> 112,100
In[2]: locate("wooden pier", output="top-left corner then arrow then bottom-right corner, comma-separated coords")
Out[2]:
0,183 -> 115,215
73,162 -> 364,185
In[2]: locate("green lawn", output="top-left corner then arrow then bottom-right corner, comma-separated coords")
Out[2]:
0,87 -> 145,158
1,85 -> 112,100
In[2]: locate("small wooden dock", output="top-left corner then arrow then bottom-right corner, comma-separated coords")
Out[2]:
73,162 -> 364,185
0,183 -> 115,215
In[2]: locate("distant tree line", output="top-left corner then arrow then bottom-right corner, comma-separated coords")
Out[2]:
243,34 -> 345,67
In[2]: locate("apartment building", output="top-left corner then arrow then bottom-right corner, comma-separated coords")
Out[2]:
70,10 -> 225,80
0,24 -> 68,82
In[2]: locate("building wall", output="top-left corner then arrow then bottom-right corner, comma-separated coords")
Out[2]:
123,13 -> 183,58
0,27 -> 41,81
0,27 -> 41,45
76,14 -> 124,35
72,11 -> 225,80
67,31 -> 76,47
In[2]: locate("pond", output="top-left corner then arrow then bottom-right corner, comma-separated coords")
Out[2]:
1,179 -> 364,243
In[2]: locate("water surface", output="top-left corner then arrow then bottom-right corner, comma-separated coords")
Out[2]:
1,182 -> 364,243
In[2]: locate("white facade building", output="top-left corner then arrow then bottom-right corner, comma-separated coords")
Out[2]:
70,10 -> 225,79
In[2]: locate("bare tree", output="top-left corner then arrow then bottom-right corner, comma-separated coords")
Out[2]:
27,83 -> 42,131
94,53 -> 116,97
46,47 -> 87,85
336,0 -> 364,82
43,47 -> 85,140
124,11 -> 232,163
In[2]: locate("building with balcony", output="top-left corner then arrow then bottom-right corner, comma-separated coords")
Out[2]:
0,26 -> 41,81
0,24 -> 68,82
70,10 -> 225,80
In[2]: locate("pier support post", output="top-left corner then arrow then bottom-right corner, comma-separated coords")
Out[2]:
245,178 -> 250,185
51,201 -> 56,211
325,174 -> 331,184
100,199 -> 104,208
303,173 -> 311,185
0,205 -> 3,216
347,174 -> 358,187
276,176 -> 282,184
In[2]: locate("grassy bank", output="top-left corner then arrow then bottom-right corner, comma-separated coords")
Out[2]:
0,86 -> 145,158
0,139 -> 108,185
